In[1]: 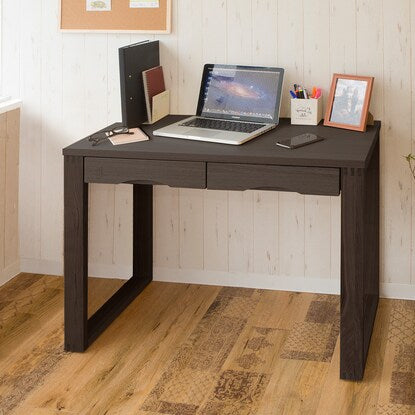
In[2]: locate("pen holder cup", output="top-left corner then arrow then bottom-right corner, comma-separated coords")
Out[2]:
290,97 -> 323,126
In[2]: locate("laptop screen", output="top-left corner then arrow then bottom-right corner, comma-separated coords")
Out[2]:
197,64 -> 284,124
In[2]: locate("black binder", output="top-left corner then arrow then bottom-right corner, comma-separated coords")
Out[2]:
119,40 -> 160,128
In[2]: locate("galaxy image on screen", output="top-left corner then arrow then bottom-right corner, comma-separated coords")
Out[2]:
201,68 -> 280,120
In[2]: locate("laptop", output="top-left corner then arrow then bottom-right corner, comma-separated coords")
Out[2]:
153,64 -> 284,145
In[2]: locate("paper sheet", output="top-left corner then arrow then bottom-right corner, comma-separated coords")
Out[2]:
130,0 -> 160,8
86,0 -> 111,11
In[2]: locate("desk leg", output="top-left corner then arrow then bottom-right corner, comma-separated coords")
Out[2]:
64,156 -> 88,352
133,184 -> 153,282
86,184 -> 153,346
340,141 -> 379,381
64,158 -> 153,351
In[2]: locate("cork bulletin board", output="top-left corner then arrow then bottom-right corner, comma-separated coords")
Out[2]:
60,0 -> 171,33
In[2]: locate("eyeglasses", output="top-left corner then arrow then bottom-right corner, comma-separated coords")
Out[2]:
88,127 -> 133,146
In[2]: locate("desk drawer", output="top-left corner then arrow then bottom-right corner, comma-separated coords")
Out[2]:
84,157 -> 206,189
207,163 -> 340,196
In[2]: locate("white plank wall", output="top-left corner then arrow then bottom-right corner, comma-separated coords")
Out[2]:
2,0 -> 415,298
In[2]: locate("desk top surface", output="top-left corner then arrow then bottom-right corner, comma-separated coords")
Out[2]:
63,115 -> 380,168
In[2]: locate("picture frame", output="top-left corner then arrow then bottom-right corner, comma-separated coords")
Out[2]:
324,74 -> 374,132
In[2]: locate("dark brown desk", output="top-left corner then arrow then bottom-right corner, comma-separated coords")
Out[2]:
63,116 -> 380,381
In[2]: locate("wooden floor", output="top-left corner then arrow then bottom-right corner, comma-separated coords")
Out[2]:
0,274 -> 414,415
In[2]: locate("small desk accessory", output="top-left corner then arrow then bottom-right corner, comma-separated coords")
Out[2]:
276,133 -> 324,149
290,84 -> 322,126
324,74 -> 374,132
143,66 -> 170,124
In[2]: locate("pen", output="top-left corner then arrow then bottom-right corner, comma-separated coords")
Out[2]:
290,90 -> 297,99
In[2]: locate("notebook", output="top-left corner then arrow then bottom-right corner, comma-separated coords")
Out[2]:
108,128 -> 149,145
142,66 -> 166,123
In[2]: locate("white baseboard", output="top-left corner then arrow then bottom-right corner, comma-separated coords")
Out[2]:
18,258 -> 415,300
20,258 -> 131,280
0,261 -> 20,286
154,267 -> 341,295
380,283 -> 415,301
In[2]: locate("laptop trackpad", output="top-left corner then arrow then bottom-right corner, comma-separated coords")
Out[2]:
185,129 -> 221,138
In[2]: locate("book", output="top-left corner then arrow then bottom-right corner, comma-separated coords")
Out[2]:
142,66 -> 166,123
109,128 -> 149,145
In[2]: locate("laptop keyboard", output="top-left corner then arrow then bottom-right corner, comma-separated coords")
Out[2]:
179,117 -> 266,134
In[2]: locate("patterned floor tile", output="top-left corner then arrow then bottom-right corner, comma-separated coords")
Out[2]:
385,301 -> 415,408
279,295 -> 340,363
0,327 -> 67,413
312,294 -> 339,304
375,403 -> 415,414
141,289 -> 258,414
388,300 -> 415,346
160,369 -> 217,406
228,326 -> 287,374
393,344 -> 415,374
199,370 -> 269,415
390,372 -> 415,406
306,300 -> 339,324
280,321 -> 339,362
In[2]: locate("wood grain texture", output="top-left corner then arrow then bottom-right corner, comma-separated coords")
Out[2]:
85,35 -> 116,271
251,1 -> 279,279
179,189 -> 204,270
64,156 -> 88,352
154,186 -> 180,269
0,114 -> 7,274
303,0 -> 332,281
228,190 -> 254,273
4,0 -> 415,297
340,139 -> 380,380
201,0 -> 229,274
1,273 -> 413,414
0,109 -> 20,284
382,0 -> 412,285
203,190 -> 229,272
40,0 -> 63,263
4,109 -> 20,269
207,163 -> 340,196
65,123 -> 380,377
110,35 -> 143,272
63,117 -> 381,169
133,184 -> 153,282
64,161 -> 153,351
84,157 -> 206,189
18,1 -> 42,262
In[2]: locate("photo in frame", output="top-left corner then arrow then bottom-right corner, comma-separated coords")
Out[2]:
324,74 -> 374,132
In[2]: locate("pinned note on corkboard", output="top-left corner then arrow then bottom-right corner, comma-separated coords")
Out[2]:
60,0 -> 171,33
